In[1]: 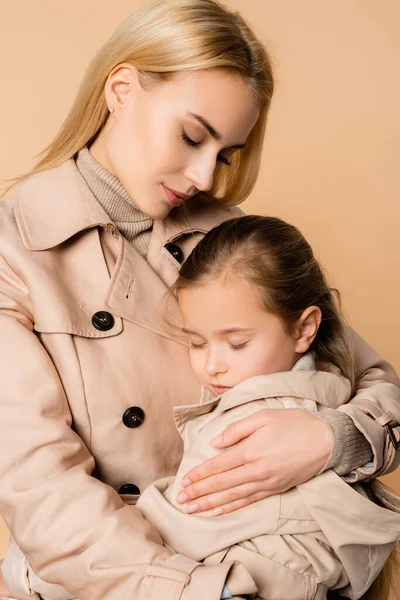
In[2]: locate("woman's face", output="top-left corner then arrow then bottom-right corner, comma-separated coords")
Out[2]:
91,68 -> 260,219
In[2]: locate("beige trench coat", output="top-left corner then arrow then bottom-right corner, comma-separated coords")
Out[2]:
0,160 -> 399,600
138,371 -> 400,600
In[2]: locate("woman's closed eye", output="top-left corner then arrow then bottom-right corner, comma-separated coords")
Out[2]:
181,128 -> 232,166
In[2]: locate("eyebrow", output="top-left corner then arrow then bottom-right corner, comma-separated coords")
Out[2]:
182,327 -> 254,335
186,112 -> 246,150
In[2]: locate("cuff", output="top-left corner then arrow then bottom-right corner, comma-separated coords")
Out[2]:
1,538 -> 40,600
315,408 -> 373,475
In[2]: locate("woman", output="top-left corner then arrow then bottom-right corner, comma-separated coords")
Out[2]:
0,1 -> 398,599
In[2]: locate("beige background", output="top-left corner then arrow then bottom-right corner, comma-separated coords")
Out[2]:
0,1 -> 399,558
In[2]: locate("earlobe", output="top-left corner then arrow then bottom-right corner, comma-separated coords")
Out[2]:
294,306 -> 322,354
104,62 -> 140,111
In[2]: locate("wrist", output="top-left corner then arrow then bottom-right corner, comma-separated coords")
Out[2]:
316,408 -> 373,474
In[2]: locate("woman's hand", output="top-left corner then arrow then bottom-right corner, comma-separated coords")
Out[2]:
176,409 -> 333,515
0,560 -> 11,596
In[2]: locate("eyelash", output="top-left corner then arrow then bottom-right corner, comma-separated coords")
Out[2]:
189,341 -> 206,350
231,343 -> 248,351
188,342 -> 249,351
181,129 -> 232,166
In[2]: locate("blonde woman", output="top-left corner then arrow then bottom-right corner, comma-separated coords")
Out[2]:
0,1 -> 398,599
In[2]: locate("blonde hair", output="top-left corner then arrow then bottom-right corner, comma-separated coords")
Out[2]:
3,0 -> 274,204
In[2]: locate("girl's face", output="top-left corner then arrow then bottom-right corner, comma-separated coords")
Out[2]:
91,68 -> 260,220
178,277 -> 301,396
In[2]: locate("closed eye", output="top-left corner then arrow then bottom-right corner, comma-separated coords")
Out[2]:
230,342 -> 248,351
181,128 -> 232,166
188,341 -> 206,350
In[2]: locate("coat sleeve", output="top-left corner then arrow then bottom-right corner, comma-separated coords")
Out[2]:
336,329 -> 400,482
0,251 -> 256,600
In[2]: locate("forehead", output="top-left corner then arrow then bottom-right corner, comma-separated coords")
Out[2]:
179,277 -> 265,324
155,70 -> 260,142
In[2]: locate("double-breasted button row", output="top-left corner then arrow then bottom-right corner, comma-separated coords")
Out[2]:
165,243 -> 183,264
91,311 -> 115,331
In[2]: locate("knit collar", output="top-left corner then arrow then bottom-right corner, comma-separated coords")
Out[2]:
75,147 -> 153,230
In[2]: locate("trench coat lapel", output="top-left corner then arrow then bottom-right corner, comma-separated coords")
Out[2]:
14,158 -> 236,340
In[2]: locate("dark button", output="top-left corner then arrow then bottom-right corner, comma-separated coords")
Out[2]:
122,406 -> 145,428
165,243 -> 183,264
118,483 -> 141,495
91,311 -> 115,331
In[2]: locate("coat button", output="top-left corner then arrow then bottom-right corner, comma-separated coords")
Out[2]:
91,311 -> 115,331
165,243 -> 183,264
122,406 -> 145,428
118,483 -> 141,495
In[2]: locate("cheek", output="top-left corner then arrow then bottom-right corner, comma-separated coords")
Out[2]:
140,107 -> 185,175
106,113 -> 140,172
188,351 -> 205,381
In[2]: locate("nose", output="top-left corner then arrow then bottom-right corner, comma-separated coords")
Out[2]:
185,154 -> 216,193
204,347 -> 228,377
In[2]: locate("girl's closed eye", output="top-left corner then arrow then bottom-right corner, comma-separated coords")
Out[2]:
230,342 -> 249,351
188,340 -> 207,350
181,128 -> 232,166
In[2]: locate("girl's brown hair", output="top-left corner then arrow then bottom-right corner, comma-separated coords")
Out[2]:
172,215 -> 356,387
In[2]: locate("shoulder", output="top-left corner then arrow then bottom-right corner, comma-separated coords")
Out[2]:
0,193 -> 25,254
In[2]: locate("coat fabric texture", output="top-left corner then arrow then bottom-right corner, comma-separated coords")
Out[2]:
137,368 -> 400,600
0,160 -> 399,600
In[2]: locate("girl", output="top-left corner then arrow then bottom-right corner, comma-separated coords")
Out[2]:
138,215 -> 400,600
0,1 -> 399,599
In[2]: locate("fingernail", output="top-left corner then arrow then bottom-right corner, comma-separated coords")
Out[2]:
180,478 -> 192,487
176,492 -> 189,504
212,434 -> 223,446
211,507 -> 224,517
186,503 -> 199,513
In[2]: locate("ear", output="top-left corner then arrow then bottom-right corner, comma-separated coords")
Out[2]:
104,62 -> 141,112
294,306 -> 322,354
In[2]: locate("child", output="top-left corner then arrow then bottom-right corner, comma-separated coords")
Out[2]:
136,215 -> 400,600
3,216 -> 400,600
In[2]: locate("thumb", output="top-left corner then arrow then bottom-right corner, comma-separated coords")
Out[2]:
211,414 -> 261,448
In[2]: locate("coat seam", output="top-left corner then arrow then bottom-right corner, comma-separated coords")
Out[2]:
70,334 -> 93,450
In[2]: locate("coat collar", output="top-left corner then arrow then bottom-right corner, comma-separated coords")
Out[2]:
172,371 -> 351,434
13,159 -> 237,251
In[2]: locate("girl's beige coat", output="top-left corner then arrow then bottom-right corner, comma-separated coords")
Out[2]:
138,372 -> 400,600
0,161 -> 399,600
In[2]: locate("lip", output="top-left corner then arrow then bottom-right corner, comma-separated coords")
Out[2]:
211,385 -> 232,395
162,184 -> 190,207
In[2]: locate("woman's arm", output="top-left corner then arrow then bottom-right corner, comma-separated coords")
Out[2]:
0,250 -> 254,600
333,329 -> 400,480
175,331 -> 399,515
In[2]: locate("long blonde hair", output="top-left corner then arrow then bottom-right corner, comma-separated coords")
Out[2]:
3,0 -> 274,204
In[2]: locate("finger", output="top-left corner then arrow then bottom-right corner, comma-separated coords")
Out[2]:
183,481 -> 270,514
181,444 -> 246,486
210,489 -> 270,516
178,463 -> 268,504
211,413 -> 267,448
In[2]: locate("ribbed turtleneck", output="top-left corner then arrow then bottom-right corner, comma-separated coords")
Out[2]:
75,147 -> 153,256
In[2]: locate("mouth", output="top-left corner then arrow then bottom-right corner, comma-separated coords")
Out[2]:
210,384 -> 232,396
162,184 -> 190,208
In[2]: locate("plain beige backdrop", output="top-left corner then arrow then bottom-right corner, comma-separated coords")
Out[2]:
0,1 -> 399,558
